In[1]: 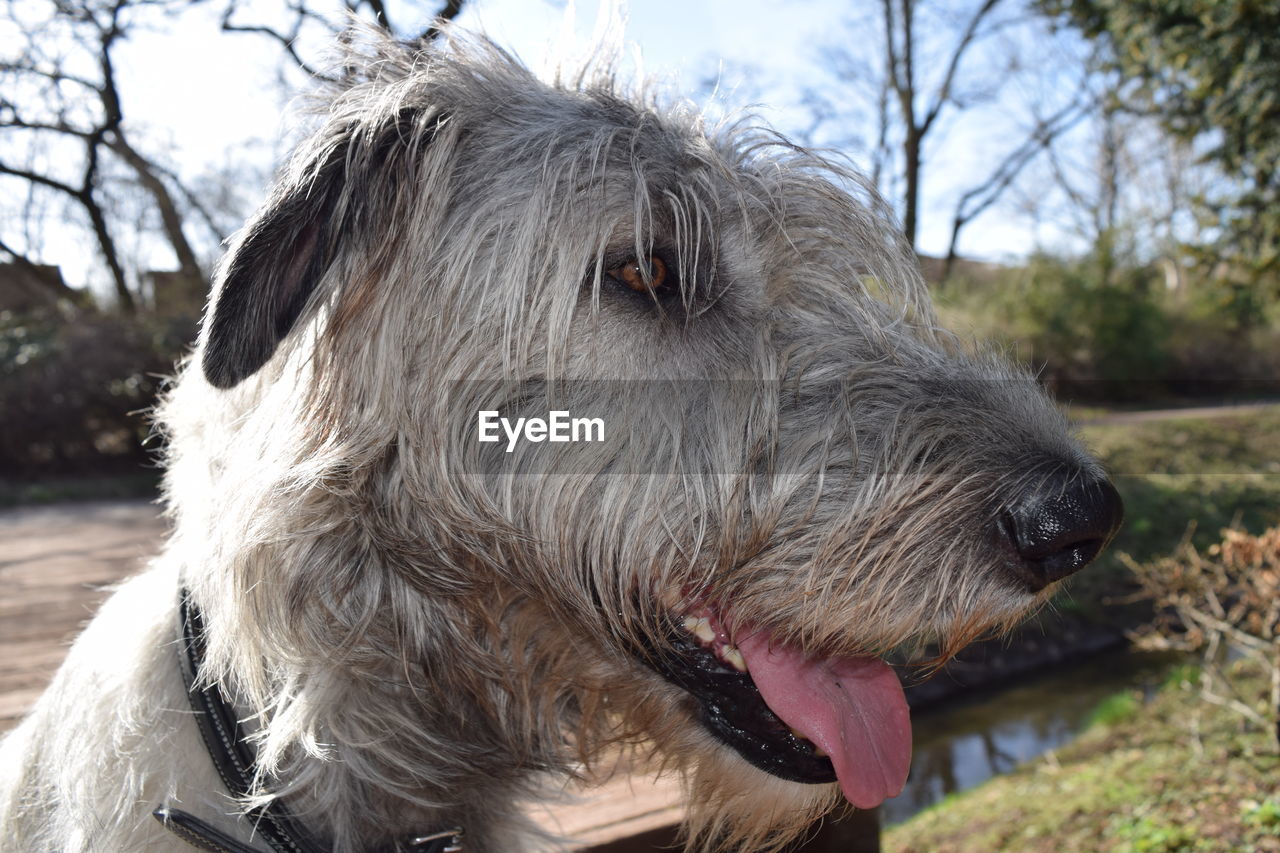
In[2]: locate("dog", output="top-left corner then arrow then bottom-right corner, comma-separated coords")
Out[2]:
0,27 -> 1122,853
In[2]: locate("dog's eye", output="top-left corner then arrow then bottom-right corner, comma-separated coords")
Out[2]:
609,255 -> 670,295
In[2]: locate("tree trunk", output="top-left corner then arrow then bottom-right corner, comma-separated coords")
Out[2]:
110,137 -> 204,286
83,193 -> 134,312
942,216 -> 962,283
903,128 -> 921,248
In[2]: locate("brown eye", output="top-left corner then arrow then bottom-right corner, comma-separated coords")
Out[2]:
610,255 -> 668,294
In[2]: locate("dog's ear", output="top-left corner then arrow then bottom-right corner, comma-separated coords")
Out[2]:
201,142 -> 350,390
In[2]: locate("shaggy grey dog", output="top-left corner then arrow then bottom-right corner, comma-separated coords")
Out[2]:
0,28 -> 1121,853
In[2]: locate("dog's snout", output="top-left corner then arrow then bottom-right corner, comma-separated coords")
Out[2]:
1000,473 -> 1124,592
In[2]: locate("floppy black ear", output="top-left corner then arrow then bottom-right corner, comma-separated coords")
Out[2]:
201,144 -> 350,390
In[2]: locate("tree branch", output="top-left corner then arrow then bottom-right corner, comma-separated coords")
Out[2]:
920,0 -> 1002,135
148,159 -> 236,243
420,0 -> 464,43
943,94 -> 1091,276
882,0 -> 908,117
219,2 -> 327,79
0,161 -> 81,198
0,60 -> 99,90
361,0 -> 392,32
0,113 -> 95,138
107,137 -> 203,282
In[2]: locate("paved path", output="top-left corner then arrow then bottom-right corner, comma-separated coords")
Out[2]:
0,499 -> 166,731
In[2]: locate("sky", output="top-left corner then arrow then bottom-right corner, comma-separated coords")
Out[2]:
10,0 -> 1099,293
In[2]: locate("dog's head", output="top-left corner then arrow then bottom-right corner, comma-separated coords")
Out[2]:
185,29 -> 1121,851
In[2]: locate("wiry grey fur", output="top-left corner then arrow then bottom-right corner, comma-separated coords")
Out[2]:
0,27 -> 1105,853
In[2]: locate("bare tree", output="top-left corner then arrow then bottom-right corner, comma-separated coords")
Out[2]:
0,0 -> 464,310
1015,77 -> 1210,287
217,0 -> 465,79
0,0 -> 220,310
806,0 -> 1092,269
882,0 -> 1006,247
942,90 -> 1091,279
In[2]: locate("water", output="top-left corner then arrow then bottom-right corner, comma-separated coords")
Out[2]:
882,649 -> 1182,826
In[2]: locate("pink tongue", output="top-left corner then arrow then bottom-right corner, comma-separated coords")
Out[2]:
736,632 -> 912,809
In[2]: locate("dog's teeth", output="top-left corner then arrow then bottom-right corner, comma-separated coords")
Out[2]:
682,615 -> 716,644
812,744 -> 827,757
721,645 -> 747,672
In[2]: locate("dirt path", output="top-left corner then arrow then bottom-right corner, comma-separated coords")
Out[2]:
1075,399 -> 1280,426
0,499 -> 166,731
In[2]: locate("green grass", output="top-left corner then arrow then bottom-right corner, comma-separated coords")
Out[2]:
884,660 -> 1280,852
1161,664 -> 1201,691
883,408 -> 1280,851
0,470 -> 160,507
1242,798 -> 1280,831
1080,408 -> 1280,478
1087,691 -> 1143,728
1042,409 -> 1280,624
1081,410 -> 1280,567
1109,815 -> 1199,853
1060,403 -> 1114,421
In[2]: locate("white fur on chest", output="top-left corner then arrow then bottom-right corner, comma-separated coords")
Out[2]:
0,563 -> 267,852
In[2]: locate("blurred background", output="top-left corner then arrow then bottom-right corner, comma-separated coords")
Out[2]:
1,1 -> 1277,851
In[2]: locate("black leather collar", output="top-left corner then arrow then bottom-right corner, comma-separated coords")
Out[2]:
154,588 -> 464,853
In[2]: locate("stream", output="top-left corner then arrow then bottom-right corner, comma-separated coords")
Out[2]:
882,648 -> 1183,826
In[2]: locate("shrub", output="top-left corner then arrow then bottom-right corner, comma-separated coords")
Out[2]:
0,307 -> 193,477
1125,526 -> 1280,752
937,250 -> 1280,403
1088,690 -> 1142,727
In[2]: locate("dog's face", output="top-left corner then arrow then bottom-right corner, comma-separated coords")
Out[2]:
196,34 -> 1121,850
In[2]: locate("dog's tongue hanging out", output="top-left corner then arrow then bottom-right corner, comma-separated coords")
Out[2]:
736,632 -> 912,809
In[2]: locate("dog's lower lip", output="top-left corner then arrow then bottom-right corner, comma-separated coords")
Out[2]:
640,612 -> 838,785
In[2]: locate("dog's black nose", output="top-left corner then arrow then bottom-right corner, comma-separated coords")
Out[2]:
1001,473 -> 1124,592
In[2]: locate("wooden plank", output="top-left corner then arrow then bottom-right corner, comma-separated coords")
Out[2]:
527,769 -> 685,848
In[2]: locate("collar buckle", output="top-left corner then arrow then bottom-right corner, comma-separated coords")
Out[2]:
410,826 -> 464,851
